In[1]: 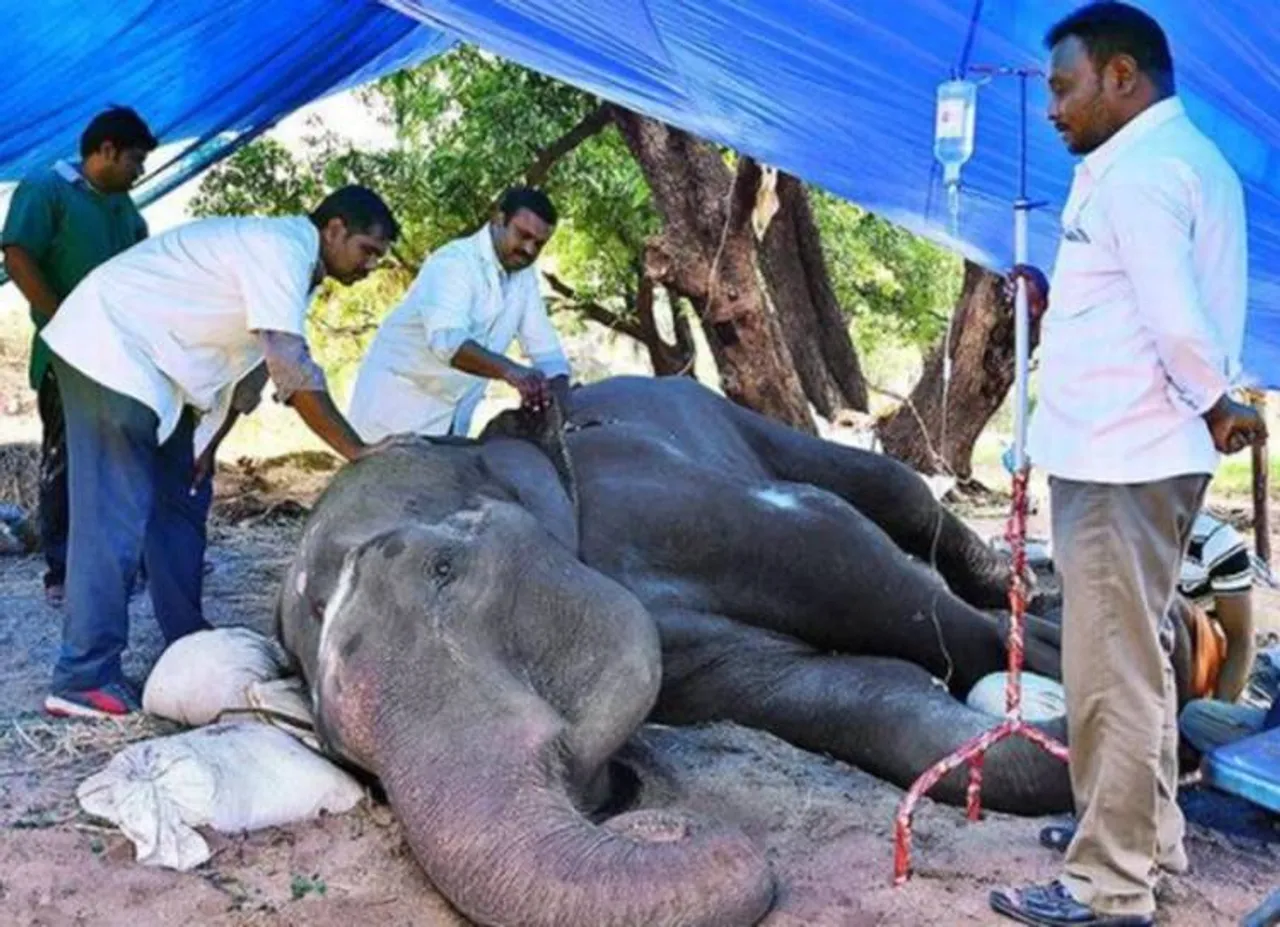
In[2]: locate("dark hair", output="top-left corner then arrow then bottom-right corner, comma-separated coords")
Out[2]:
498,186 -> 557,226
80,106 -> 158,158
310,185 -> 400,241
1045,2 -> 1174,86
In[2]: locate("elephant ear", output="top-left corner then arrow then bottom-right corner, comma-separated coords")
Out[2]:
480,397 -> 580,521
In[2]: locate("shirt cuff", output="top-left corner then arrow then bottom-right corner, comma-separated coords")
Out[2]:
1165,377 -> 1227,418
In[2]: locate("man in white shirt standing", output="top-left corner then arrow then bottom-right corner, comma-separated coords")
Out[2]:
347,186 -> 571,441
39,186 -> 401,719
990,5 -> 1266,926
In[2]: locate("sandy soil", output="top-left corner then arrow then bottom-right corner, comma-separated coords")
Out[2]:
1,449 -> 1278,926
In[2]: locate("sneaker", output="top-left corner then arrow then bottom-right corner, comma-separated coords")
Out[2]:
44,681 -> 140,719
44,583 -> 65,608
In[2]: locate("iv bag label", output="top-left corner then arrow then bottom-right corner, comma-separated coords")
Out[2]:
936,98 -> 967,139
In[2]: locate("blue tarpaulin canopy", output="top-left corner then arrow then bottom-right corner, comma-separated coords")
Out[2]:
4,1 -> 1279,384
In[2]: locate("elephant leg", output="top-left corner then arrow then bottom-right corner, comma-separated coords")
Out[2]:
726,402 -> 1013,610
653,609 -> 1073,817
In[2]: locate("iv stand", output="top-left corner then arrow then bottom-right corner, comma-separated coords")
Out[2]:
893,66 -> 1068,885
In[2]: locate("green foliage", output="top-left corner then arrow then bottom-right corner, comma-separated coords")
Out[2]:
191,46 -> 657,382
810,189 -> 963,357
190,44 -> 960,389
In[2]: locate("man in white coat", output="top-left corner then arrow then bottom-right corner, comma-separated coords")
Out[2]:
347,186 -> 571,440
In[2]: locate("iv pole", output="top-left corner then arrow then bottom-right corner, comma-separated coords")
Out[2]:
893,65 -> 1068,885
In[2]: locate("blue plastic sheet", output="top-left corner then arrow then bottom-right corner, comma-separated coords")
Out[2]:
0,0 -> 452,208
384,0 -> 1280,385
3,1 -> 1280,384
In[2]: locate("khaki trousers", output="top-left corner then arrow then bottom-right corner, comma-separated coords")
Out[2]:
1051,475 -> 1208,918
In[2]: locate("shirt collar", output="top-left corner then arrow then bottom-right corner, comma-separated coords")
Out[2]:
472,222 -> 509,281
53,159 -> 92,189
1079,96 -> 1184,180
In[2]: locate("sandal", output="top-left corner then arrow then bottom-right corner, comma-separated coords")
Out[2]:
1039,823 -> 1075,854
990,879 -> 1153,926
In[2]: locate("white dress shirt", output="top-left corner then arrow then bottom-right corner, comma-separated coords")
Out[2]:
1028,97 -> 1247,484
42,216 -> 320,445
346,225 -> 571,441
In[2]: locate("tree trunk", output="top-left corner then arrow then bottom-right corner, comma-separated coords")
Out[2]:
634,274 -> 696,376
758,172 -> 869,416
876,260 -> 1036,479
611,107 -> 814,433
543,271 -> 695,377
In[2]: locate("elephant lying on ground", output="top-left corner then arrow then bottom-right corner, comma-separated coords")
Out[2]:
278,375 -> 1079,927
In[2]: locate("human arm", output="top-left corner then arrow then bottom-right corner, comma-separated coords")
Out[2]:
255,331 -> 371,462
509,281 -> 572,410
450,340 -> 554,411
1212,592 -> 1255,702
1,246 -> 60,322
1,176 -> 61,322
1107,167 -> 1260,452
411,254 -> 558,411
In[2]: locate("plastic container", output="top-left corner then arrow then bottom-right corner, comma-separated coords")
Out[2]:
1202,722 -> 1280,814
934,79 -> 978,188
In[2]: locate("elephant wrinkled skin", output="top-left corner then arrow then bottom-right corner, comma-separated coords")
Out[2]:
277,375 -> 1076,927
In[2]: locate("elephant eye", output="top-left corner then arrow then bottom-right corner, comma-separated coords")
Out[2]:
431,558 -> 453,583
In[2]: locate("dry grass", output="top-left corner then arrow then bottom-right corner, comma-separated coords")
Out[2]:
0,713 -> 180,778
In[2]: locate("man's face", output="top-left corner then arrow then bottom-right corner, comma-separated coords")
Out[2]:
492,208 -> 553,272
320,219 -> 391,286
99,142 -> 148,193
1047,36 -> 1124,156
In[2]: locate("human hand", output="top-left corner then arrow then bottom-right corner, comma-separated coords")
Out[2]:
1204,396 -> 1268,455
191,447 -> 216,491
1006,264 -> 1049,322
505,364 -> 552,413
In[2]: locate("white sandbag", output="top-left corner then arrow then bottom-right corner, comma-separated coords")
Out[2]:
966,671 -> 1066,722
143,627 -> 289,726
77,721 -> 364,871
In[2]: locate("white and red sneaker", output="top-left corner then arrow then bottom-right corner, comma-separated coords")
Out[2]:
44,682 -> 140,719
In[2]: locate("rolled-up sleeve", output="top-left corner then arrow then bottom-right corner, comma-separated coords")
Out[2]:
409,255 -> 477,365
516,279 -> 570,379
1108,163 -> 1234,415
257,331 -> 327,402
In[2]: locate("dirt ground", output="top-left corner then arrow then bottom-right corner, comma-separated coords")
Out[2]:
1,446 -> 1279,926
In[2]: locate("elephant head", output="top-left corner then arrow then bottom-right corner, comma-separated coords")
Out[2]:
277,439 -> 773,927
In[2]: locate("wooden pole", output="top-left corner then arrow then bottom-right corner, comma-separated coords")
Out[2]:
1250,389 -> 1271,566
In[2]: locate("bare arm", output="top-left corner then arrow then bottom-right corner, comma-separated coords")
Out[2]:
2,245 -> 59,322
288,390 -> 368,462
257,331 -> 369,462
451,339 -> 524,380
451,340 -> 553,411
1213,593 -> 1255,702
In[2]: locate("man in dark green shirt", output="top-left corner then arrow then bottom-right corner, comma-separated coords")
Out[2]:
1,107 -> 157,606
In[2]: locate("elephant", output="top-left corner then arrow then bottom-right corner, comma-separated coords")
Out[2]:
277,375 -> 1086,927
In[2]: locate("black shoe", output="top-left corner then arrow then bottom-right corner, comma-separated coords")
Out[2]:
990,880 -> 1153,926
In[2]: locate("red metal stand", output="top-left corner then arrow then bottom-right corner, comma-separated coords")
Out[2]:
892,467 -> 1069,885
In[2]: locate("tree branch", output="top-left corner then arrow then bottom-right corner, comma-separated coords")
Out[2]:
525,104 -> 613,187
543,272 -> 646,341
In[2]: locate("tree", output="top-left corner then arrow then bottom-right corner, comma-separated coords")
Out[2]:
874,260 -> 1037,480
193,46 -> 1016,469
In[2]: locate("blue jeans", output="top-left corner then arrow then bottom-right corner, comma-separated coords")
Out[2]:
52,358 -> 212,693
1178,646 -> 1280,754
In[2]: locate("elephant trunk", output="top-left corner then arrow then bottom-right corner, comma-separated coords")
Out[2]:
379,719 -> 774,927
